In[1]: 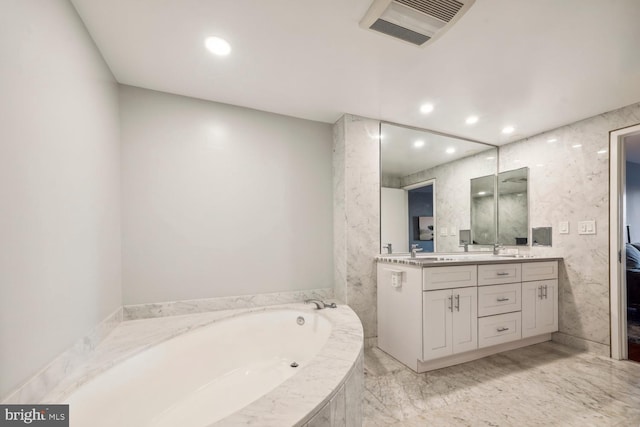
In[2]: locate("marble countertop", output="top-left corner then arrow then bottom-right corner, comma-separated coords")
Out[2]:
376,253 -> 562,267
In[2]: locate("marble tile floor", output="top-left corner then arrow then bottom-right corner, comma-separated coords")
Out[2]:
364,342 -> 640,426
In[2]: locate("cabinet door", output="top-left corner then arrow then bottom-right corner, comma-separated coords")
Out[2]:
522,279 -> 558,338
423,289 -> 453,361
452,287 -> 478,354
536,279 -> 558,335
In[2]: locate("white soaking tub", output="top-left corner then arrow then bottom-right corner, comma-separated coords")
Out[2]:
56,304 -> 363,427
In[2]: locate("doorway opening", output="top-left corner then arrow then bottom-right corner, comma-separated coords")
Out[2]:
380,179 -> 435,253
624,132 -> 640,362
610,123 -> 640,361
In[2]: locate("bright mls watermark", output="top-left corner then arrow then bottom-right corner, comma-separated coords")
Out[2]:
1,405 -> 68,426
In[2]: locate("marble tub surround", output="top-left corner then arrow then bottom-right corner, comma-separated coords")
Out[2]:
43,303 -> 364,426
364,342 -> 640,426
123,287 -> 333,320
2,307 -> 123,404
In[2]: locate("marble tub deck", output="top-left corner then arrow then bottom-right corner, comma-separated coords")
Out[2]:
364,342 -> 640,426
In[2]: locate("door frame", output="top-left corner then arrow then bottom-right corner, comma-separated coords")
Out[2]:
403,179 -> 437,252
610,123 -> 640,360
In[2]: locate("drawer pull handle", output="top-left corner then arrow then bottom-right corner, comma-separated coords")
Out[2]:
496,327 -> 510,332
496,297 -> 510,302
496,272 -> 510,276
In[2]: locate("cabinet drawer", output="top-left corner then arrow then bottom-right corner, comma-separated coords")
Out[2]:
478,263 -> 521,286
478,312 -> 522,348
423,265 -> 478,291
478,283 -> 521,317
522,261 -> 558,282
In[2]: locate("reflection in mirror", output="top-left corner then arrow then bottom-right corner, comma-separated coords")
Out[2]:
470,175 -> 496,245
380,122 -> 498,253
497,167 -> 529,246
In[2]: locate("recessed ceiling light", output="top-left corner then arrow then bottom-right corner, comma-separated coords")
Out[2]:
502,126 -> 515,134
420,103 -> 434,114
414,140 -> 425,148
597,149 -> 607,154
572,144 -> 582,149
446,147 -> 455,154
486,156 -> 495,160
536,163 -> 544,167
205,36 -> 231,56
466,116 -> 479,125
547,138 -> 557,143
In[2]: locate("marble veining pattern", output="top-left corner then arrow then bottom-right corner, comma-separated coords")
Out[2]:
123,287 -> 333,320
2,307 -> 123,404
401,149 -> 498,253
501,102 -> 640,350
333,114 -> 380,338
364,342 -> 640,426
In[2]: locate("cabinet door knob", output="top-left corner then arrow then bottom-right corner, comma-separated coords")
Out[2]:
497,297 -> 510,302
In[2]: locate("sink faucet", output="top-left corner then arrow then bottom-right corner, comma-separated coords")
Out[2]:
493,243 -> 502,255
382,243 -> 393,254
304,299 -> 337,309
411,244 -> 423,258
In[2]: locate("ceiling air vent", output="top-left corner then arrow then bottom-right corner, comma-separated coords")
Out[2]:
360,0 -> 475,46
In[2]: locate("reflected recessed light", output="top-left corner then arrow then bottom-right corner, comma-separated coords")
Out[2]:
597,149 -> 607,154
486,156 -> 495,160
205,36 -> 231,56
414,140 -> 425,148
446,147 -> 455,154
536,163 -> 544,167
466,116 -> 479,125
547,138 -> 557,143
478,191 -> 486,196
420,103 -> 434,114
502,126 -> 515,134
572,144 -> 582,149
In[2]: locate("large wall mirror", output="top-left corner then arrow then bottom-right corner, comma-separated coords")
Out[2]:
380,122 -> 498,254
497,167 -> 529,246
470,174 -> 496,245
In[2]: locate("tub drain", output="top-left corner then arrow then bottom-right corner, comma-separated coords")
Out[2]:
290,362 -> 299,368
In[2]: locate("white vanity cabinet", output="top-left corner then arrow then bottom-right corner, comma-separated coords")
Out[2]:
376,258 -> 559,373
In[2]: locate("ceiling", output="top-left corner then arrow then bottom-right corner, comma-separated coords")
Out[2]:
70,0 -> 640,145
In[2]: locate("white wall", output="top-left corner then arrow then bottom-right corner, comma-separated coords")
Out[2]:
0,0 -> 122,399
120,86 -> 333,304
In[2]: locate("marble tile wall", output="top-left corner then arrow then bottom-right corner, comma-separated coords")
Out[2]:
497,193 -> 528,245
500,101 -> 640,352
401,150 -> 497,252
333,115 -> 380,339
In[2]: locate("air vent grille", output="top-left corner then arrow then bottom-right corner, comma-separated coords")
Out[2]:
395,0 -> 464,23
370,19 -> 431,45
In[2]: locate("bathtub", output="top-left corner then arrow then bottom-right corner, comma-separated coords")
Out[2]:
56,304 -> 363,426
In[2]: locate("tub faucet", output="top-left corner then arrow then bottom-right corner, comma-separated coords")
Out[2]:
304,299 -> 337,309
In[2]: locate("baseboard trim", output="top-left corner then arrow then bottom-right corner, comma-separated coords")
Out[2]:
416,334 -> 552,372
